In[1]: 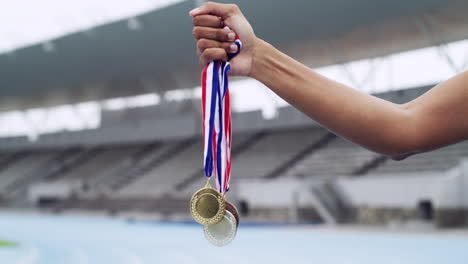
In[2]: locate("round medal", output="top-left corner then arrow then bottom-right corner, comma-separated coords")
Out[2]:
203,210 -> 237,247
190,182 -> 225,226
225,200 -> 240,227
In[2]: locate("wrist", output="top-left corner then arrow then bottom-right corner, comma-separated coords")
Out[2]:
248,38 -> 272,80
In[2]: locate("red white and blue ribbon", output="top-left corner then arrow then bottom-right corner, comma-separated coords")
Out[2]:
201,27 -> 241,195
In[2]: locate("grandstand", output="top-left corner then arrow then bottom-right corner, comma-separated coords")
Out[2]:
371,141 -> 468,175
0,84 -> 468,227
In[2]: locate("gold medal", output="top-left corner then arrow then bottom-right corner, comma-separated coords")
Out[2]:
190,179 -> 225,226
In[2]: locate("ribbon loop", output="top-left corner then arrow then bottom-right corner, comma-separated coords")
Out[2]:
201,27 -> 241,194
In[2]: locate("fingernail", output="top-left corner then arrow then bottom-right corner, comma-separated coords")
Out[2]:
230,44 -> 237,53
228,32 -> 235,41
189,7 -> 199,16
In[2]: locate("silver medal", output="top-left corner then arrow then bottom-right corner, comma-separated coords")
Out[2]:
203,210 -> 237,246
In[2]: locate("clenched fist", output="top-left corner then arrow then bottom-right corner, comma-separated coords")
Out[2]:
190,2 -> 259,76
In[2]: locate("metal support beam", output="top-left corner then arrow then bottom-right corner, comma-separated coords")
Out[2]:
418,15 -> 468,74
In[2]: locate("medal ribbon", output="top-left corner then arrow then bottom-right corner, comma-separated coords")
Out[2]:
201,27 -> 241,194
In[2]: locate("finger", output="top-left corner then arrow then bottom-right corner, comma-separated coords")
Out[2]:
192,15 -> 223,28
192,26 -> 236,42
200,48 -> 228,66
197,39 -> 238,54
190,2 -> 240,18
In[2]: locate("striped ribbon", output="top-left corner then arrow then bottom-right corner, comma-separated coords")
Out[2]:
201,28 -> 242,194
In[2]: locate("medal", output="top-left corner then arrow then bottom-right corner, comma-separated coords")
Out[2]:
190,179 -> 225,226
191,26 -> 242,246
202,200 -> 240,246
225,200 -> 240,227
203,209 -> 237,246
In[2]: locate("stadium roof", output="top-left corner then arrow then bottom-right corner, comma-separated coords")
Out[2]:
1,0 -> 468,109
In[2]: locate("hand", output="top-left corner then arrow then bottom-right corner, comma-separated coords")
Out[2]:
190,2 -> 258,76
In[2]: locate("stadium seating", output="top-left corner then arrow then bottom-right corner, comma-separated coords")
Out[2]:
118,132 -> 262,196
117,140 -> 200,196
285,138 -> 380,178
0,151 -> 56,192
371,140 -> 468,174
231,128 -> 326,180
92,142 -> 173,192
55,145 -> 142,188
1,125 -> 468,204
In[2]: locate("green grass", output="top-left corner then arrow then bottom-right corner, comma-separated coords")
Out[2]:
0,240 -> 18,247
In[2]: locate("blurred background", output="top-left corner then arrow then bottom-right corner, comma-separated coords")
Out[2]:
1,0 -> 468,263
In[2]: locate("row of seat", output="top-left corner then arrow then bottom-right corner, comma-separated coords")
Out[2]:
0,126 -> 467,200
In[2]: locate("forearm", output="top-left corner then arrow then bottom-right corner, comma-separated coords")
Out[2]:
249,39 -> 418,156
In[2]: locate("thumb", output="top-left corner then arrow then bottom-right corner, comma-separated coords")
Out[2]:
189,2 -> 239,19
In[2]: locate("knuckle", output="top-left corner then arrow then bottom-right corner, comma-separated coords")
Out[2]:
202,48 -> 227,62
199,57 -> 207,67
197,40 -> 204,49
192,27 -> 201,37
226,43 -> 235,52
229,4 -> 239,12
203,49 -> 217,59
203,49 -> 215,57
192,16 -> 200,25
201,49 -> 210,57
221,42 -> 230,50
197,39 -> 208,49
216,29 -> 225,40
217,17 -> 224,27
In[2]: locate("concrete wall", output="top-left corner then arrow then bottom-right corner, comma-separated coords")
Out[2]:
236,159 -> 468,210
336,168 -> 464,209
235,179 -> 316,208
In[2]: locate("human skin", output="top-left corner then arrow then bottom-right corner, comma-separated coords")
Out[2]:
190,2 -> 468,160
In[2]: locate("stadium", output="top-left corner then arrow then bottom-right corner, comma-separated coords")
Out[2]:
1,0 -> 468,263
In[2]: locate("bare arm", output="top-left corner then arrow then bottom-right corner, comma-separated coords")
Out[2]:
250,39 -> 468,158
190,2 -> 468,159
